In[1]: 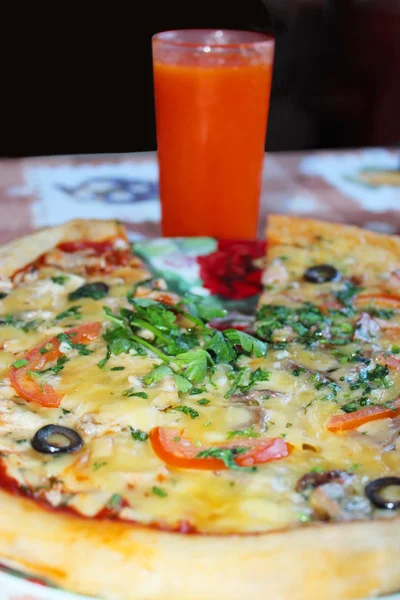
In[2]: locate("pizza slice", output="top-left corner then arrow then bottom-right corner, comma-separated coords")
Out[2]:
0,217 -> 398,600
257,214 -> 400,514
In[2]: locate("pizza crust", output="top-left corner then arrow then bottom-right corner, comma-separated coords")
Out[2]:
0,219 -> 128,279
0,219 -> 399,600
0,489 -> 400,600
261,214 -> 400,308
266,214 -> 400,254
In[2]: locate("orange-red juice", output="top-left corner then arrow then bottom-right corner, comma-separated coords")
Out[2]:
153,50 -> 273,238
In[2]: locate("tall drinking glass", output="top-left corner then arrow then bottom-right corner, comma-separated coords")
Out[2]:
152,29 -> 274,238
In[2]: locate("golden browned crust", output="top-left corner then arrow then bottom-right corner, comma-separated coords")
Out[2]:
266,214 -> 400,254
0,219 -> 400,600
260,214 -> 400,308
1,490 -> 400,600
0,219 -> 128,279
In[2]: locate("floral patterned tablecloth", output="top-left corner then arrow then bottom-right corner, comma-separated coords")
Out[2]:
1,147 -> 399,246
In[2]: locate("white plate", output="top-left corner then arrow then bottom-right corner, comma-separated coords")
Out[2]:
0,568 -> 399,600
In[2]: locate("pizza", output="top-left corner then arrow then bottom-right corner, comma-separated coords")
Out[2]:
0,216 -> 399,600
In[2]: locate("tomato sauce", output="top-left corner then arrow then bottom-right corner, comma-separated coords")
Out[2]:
58,239 -> 116,254
0,460 -> 196,533
11,238 -> 135,281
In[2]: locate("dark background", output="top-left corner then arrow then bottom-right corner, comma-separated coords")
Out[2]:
2,0 -> 399,157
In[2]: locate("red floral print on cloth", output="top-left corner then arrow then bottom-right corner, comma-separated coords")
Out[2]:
198,240 -> 267,300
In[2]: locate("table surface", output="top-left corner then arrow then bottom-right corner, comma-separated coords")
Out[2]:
0,147 -> 399,600
0,147 -> 398,244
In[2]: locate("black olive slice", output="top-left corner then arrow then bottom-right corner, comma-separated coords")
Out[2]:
31,425 -> 83,454
304,265 -> 339,284
365,477 -> 400,510
0,292 -> 8,299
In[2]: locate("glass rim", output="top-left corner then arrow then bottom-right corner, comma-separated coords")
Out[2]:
152,29 -> 274,51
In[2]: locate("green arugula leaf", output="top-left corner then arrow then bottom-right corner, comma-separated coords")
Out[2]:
128,278 -> 154,299
2,315 -> 17,326
127,299 -> 197,356
55,305 -> 82,321
130,299 -> 178,331
21,320 -> 42,332
104,326 -> 137,355
223,329 -> 267,358
12,359 -> 29,368
51,275 -> 69,285
180,293 -> 227,323
204,330 -> 236,364
190,387 -> 206,395
227,425 -> 260,439
239,367 -> 271,393
36,354 -> 69,375
122,389 -> 148,398
196,447 -> 256,472
173,374 -> 193,393
152,486 -> 168,497
347,363 -> 392,392
1,316 -> 43,333
196,304 -> 227,322
129,298 -> 158,308
97,347 -> 111,369
171,405 -> 199,419
367,307 -> 394,320
197,398 -> 210,405
129,427 -> 149,441
93,461 -> 107,471
256,302 -> 355,348
333,282 -> 363,307
103,307 -> 171,362
143,365 -> 173,385
175,350 -> 209,384
106,493 -> 123,510
57,332 -> 93,356
68,282 -> 109,301
341,397 -> 397,414
224,367 -> 248,399
292,368 -> 307,376
40,342 -> 54,355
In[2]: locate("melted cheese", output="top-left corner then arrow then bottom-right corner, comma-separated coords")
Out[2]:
0,233 -> 399,535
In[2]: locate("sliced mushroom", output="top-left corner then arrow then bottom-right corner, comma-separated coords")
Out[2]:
286,360 -> 337,384
235,406 -> 269,433
309,483 -> 344,520
355,416 -> 400,453
310,483 -> 372,521
296,469 -> 350,493
229,390 -> 286,405
228,391 -> 278,433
